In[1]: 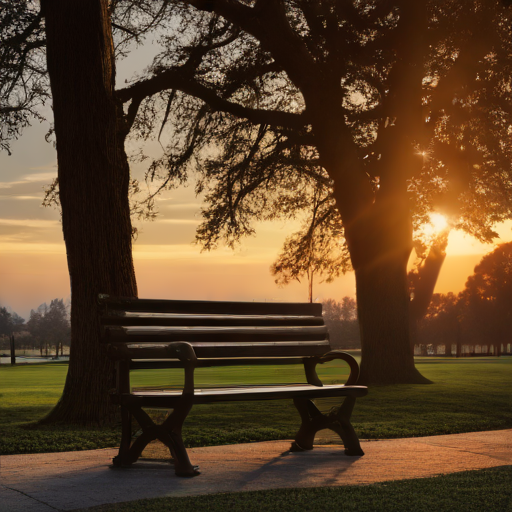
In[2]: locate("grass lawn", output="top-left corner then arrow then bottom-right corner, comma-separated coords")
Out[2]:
1,357 -> 511,455
78,466 -> 512,512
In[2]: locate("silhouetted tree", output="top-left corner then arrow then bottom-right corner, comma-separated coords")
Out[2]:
458,243 -> 512,354
27,299 -> 70,357
409,229 -> 450,344
0,307 -> 13,338
41,0 -> 139,424
1,1 -> 139,424
116,1 -> 512,383
271,186 -> 350,302
5,2 -> 512,387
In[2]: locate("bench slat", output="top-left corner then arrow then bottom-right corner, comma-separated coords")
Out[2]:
100,296 -> 322,317
129,357 -> 306,369
110,340 -> 330,359
103,313 -> 325,327
123,384 -> 368,405
104,325 -> 328,343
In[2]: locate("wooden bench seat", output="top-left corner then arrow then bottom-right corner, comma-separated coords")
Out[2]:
99,295 -> 368,477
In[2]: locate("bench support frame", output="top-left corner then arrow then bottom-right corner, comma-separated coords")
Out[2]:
291,395 -> 364,455
111,395 -> 199,477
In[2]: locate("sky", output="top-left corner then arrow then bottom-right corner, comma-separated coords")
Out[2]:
1,40 -> 511,321
1,116 -> 510,321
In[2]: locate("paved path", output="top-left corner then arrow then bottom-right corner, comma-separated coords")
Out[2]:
1,429 -> 511,511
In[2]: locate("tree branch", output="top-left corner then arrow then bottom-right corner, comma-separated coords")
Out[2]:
117,68 -> 309,129
185,0 -> 319,92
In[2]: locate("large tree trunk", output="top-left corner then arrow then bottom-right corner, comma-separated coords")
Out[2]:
346,199 -> 430,385
41,0 -> 137,425
354,253 -> 428,384
319,130 -> 429,384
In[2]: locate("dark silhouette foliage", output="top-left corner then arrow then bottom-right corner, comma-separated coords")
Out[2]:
459,242 -> 512,349
27,299 -> 70,357
4,1 -> 512,387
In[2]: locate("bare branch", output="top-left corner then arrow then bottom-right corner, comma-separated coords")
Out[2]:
117,67 -> 309,129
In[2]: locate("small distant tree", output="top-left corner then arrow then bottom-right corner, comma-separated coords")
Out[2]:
0,307 -> 13,338
10,312 -> 25,330
271,186 -> 351,302
27,307 -> 46,356
27,299 -> 70,357
0,307 -> 24,349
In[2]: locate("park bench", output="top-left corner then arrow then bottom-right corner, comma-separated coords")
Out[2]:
99,295 -> 368,477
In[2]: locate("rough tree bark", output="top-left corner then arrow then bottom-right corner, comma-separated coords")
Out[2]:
41,0 -> 137,424
345,184 -> 430,385
311,95 -> 428,384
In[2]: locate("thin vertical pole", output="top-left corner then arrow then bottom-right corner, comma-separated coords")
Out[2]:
10,334 -> 15,365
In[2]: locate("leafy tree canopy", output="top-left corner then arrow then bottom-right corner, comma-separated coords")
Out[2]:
459,242 -> 512,345
111,1 -> 512,253
0,306 -> 24,337
4,0 -> 512,384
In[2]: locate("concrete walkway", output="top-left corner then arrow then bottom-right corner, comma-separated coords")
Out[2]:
1,429 -> 511,511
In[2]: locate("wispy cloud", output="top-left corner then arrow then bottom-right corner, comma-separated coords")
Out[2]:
161,201 -> 201,208
0,219 -> 60,228
28,164 -> 57,172
23,171 -> 57,182
159,219 -> 200,225
0,171 -> 56,189
0,195 -> 42,200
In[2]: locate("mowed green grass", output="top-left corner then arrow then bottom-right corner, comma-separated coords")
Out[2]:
1,357 -> 511,455
79,466 -> 512,512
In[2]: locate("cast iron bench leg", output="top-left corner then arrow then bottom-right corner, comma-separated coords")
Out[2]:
158,400 -> 200,477
112,399 -> 200,477
114,406 -> 133,465
112,405 -> 157,466
291,396 -> 364,456
335,396 -> 364,456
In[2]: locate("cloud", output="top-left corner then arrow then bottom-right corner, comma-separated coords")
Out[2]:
159,219 -> 200,225
23,171 -> 57,181
0,195 -> 42,200
0,171 -> 56,189
0,219 -> 60,228
160,201 -> 201,208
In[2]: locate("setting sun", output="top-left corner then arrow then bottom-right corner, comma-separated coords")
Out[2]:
423,212 -> 449,237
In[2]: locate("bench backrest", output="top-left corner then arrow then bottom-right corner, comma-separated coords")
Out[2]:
99,295 -> 330,360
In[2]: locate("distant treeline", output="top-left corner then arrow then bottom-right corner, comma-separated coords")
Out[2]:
414,243 -> 512,356
324,242 -> 512,355
0,299 -> 70,357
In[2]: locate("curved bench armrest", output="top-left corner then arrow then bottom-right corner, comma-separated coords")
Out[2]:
108,341 -> 197,395
304,350 -> 360,387
166,342 -> 197,365
166,342 -> 197,394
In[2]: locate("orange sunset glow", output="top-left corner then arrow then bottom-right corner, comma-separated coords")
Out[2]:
1,121 -> 511,320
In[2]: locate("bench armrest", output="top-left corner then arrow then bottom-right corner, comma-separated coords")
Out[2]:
108,341 -> 197,395
170,342 -> 197,395
165,342 -> 197,365
304,351 -> 360,387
